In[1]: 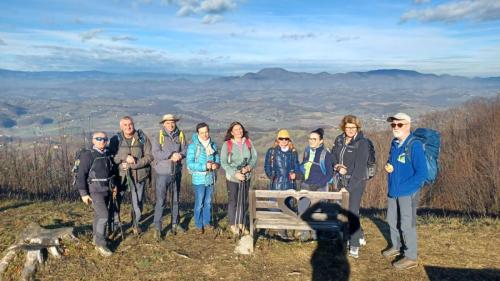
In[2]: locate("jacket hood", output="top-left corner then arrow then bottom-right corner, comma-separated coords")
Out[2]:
191,133 -> 200,144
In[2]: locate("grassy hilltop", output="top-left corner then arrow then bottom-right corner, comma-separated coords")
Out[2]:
0,200 -> 498,281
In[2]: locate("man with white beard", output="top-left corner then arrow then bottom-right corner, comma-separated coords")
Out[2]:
382,113 -> 428,270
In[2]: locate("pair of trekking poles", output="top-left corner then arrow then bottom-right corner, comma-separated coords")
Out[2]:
234,158 -> 249,239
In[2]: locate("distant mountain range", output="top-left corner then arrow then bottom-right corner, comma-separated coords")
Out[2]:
1,67 -> 499,82
0,67 -> 499,134
0,69 -> 217,82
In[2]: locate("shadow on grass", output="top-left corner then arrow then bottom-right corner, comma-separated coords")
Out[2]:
424,265 -> 500,281
301,202 -> 360,281
0,201 -> 34,212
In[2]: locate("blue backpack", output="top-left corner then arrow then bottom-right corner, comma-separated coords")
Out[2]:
405,128 -> 441,184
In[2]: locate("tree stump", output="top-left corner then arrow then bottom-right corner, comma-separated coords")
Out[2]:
0,222 -> 77,281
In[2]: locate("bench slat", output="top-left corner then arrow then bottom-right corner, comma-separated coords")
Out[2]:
255,211 -> 339,222
255,201 -> 279,209
255,220 -> 342,231
254,189 -> 346,200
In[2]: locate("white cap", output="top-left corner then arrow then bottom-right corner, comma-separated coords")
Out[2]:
386,112 -> 411,123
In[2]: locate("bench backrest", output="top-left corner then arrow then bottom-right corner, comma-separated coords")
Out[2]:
249,189 -> 349,223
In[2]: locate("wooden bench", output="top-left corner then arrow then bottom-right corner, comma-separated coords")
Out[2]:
248,189 -> 350,245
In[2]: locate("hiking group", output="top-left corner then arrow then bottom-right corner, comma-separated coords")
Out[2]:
74,112 -> 439,270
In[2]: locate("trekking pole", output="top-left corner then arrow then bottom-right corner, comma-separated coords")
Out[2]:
112,188 -> 125,241
241,175 -> 248,237
234,180 -> 241,239
208,162 -> 219,237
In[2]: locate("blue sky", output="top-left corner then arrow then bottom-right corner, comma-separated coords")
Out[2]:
0,0 -> 499,76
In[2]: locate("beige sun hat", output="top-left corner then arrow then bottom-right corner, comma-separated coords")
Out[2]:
159,114 -> 180,124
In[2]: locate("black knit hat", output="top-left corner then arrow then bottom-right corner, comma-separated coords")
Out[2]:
311,128 -> 324,140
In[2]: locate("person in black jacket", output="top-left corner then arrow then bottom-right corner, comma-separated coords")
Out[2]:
332,115 -> 369,259
76,131 -> 114,257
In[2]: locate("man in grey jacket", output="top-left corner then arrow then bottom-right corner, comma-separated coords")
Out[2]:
152,114 -> 187,239
109,116 -> 153,235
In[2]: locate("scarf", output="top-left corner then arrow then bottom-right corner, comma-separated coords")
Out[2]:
199,136 -> 215,156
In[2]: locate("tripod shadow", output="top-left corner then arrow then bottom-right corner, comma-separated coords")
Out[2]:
301,202 -> 360,281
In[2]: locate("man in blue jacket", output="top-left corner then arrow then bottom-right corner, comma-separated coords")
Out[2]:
382,113 -> 427,270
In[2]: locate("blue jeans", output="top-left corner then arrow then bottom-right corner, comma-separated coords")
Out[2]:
193,184 -> 213,229
154,173 -> 182,230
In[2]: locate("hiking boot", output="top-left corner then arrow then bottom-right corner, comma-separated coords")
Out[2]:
359,237 -> 367,246
153,229 -> 162,241
195,228 -> 204,235
349,246 -> 359,258
95,245 -> 113,257
382,247 -> 400,257
392,257 -> 418,270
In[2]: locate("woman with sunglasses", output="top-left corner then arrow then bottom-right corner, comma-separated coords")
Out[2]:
264,129 -> 300,191
264,129 -> 301,239
331,115 -> 370,258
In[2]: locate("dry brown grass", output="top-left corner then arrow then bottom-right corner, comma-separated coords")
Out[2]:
363,95 -> 499,215
0,95 -> 498,216
0,199 -> 498,281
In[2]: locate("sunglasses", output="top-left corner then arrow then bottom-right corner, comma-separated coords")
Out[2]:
278,137 -> 290,141
390,123 -> 406,128
345,126 -> 358,130
94,137 -> 108,142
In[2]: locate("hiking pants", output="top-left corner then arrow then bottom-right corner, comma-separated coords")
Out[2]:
227,179 -> 250,226
154,173 -> 182,230
193,184 -> 214,229
91,191 -> 110,247
387,191 -> 420,260
130,181 -> 145,225
347,180 -> 366,247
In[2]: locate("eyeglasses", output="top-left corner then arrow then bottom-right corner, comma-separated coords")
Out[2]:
309,138 -> 319,141
278,137 -> 290,141
94,137 -> 108,142
345,126 -> 358,130
390,123 -> 406,128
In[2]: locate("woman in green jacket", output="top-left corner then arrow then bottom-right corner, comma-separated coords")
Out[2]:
220,121 -> 258,235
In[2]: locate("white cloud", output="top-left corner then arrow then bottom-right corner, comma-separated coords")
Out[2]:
199,0 -> 237,14
414,0 -> 430,4
402,0 -> 500,22
164,0 -> 238,23
202,14 -> 223,24
281,32 -> 316,40
176,5 -> 196,16
80,28 -> 104,42
111,35 -> 137,42
335,36 -> 360,43
0,38 -> 6,46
